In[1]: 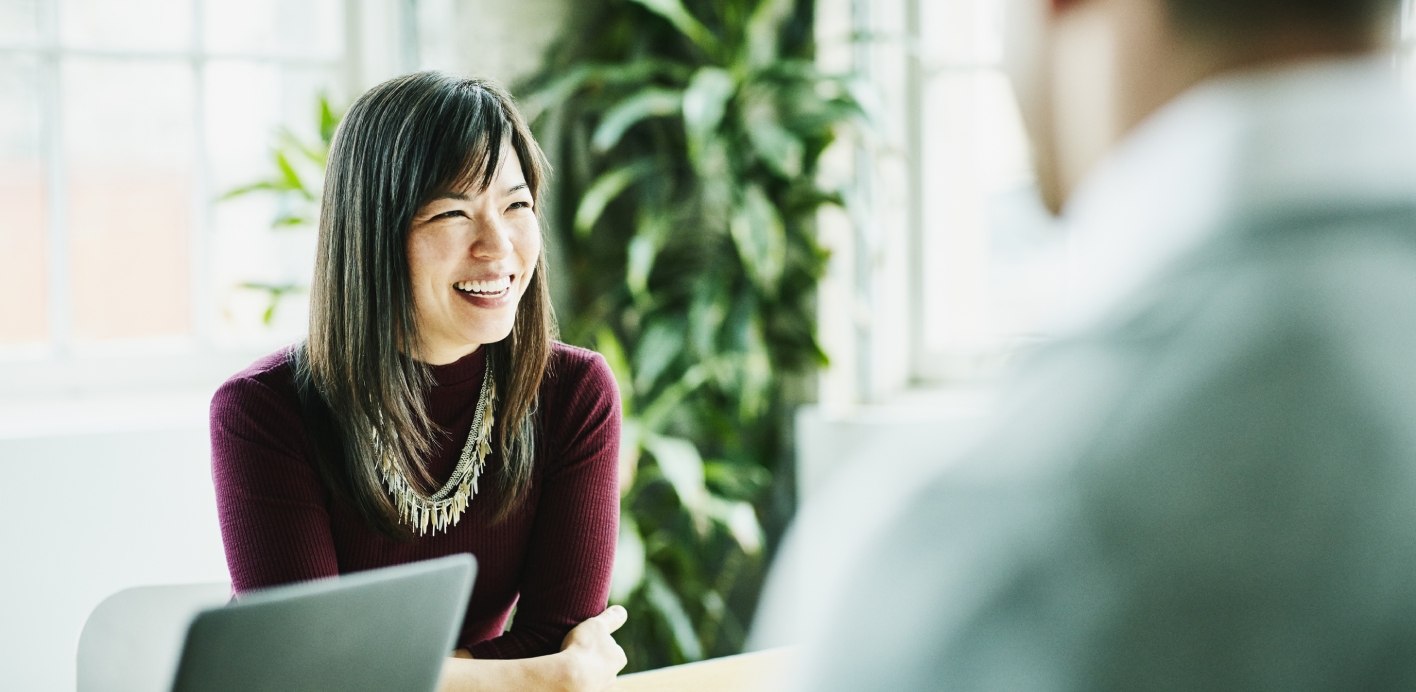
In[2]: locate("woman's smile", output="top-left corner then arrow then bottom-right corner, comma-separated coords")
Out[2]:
452,274 -> 517,309
406,146 -> 542,365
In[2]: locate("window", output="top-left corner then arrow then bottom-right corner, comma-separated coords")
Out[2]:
0,0 -> 347,364
819,0 -> 1416,407
914,0 -> 1062,380
813,0 -> 1063,407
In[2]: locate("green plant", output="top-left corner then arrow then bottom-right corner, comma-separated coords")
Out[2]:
227,8 -> 868,665
521,0 -> 870,672
221,96 -> 341,323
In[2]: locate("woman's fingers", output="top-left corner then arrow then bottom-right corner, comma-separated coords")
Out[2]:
563,606 -> 628,651
556,607 -> 630,690
595,605 -> 628,633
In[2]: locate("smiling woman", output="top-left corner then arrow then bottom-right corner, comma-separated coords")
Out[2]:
407,158 -> 541,366
208,73 -> 627,692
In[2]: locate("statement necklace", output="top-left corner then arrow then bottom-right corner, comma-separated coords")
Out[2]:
377,364 -> 496,536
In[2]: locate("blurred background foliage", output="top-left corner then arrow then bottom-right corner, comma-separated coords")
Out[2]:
226,0 -> 869,673
521,0 -> 869,672
221,96 -> 341,323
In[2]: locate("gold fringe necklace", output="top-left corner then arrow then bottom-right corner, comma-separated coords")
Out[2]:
377,365 -> 495,536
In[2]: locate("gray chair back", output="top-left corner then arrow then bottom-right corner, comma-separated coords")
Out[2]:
77,582 -> 230,692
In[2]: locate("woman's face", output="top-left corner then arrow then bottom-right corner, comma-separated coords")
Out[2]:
406,147 -> 540,365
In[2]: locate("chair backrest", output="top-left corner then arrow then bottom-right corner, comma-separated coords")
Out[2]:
77,582 -> 231,692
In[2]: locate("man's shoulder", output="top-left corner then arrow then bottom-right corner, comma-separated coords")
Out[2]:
1099,205 -> 1416,345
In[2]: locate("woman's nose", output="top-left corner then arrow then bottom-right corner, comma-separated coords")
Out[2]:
469,213 -> 514,259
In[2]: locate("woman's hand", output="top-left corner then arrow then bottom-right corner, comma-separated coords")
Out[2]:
437,607 -> 628,692
556,605 -> 629,692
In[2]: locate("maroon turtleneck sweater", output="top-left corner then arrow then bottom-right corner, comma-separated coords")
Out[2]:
209,342 -> 620,659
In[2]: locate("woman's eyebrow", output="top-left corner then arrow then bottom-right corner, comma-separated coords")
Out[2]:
429,183 -> 525,202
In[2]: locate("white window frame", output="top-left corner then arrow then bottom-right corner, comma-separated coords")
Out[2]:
0,0 -> 437,400
817,0 -> 1018,408
820,0 -> 1416,410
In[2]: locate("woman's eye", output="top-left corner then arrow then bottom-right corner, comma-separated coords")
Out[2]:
508,201 -> 532,212
435,210 -> 466,219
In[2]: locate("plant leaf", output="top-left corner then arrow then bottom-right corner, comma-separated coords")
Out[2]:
681,67 -> 736,166
524,60 -> 695,122
645,568 -> 704,661
706,497 -> 763,554
739,316 -> 772,419
594,328 -> 635,407
633,320 -> 684,394
745,117 -> 804,179
744,0 -> 794,67
592,87 -> 683,152
218,181 -> 282,200
639,360 -> 715,431
626,212 -> 672,302
704,461 -> 771,501
274,152 -> 306,193
520,65 -> 594,123
618,418 -> 643,494
318,95 -> 340,144
277,127 -> 326,167
730,185 -> 787,292
272,213 -> 313,227
610,515 -> 646,603
574,162 -> 654,238
627,0 -> 723,59
687,281 -> 728,357
643,433 -> 707,514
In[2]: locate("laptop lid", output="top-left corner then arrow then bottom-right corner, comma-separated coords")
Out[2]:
170,554 -> 475,692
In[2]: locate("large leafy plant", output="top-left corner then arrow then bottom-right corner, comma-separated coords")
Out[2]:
521,0 -> 869,671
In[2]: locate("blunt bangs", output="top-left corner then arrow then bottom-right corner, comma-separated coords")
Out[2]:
423,82 -> 514,204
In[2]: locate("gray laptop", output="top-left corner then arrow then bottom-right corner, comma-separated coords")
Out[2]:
169,555 -> 475,692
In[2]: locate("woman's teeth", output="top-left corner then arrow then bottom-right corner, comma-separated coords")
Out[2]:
454,278 -> 512,295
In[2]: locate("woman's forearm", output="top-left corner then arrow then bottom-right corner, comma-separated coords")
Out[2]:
437,653 -> 575,692
440,606 -> 628,692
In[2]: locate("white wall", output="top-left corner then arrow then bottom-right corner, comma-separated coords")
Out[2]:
0,416 -> 230,692
410,0 -> 572,87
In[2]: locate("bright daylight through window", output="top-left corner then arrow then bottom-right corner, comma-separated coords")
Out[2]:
814,0 -> 1060,408
0,0 -> 345,360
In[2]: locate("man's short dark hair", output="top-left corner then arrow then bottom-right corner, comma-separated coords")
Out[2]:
1165,0 -> 1401,36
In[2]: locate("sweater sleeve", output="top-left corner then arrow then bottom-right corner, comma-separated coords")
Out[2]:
467,351 -> 622,658
210,373 -> 341,593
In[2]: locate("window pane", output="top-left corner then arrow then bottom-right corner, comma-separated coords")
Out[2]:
920,0 -> 1003,67
203,0 -> 342,58
920,69 -> 1061,355
60,0 -> 191,51
0,55 -> 46,345
63,58 -> 194,340
0,0 -> 43,46
206,59 -> 336,343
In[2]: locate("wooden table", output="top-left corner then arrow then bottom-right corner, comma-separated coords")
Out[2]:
610,648 -> 797,692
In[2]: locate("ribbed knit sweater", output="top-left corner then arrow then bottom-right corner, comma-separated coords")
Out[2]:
208,342 -> 620,659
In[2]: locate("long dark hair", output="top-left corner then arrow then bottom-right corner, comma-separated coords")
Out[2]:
293,72 -> 554,537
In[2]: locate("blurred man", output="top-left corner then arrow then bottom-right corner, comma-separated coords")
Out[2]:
798,0 -> 1416,689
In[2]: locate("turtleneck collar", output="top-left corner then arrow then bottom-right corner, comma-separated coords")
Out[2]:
426,346 -> 487,387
